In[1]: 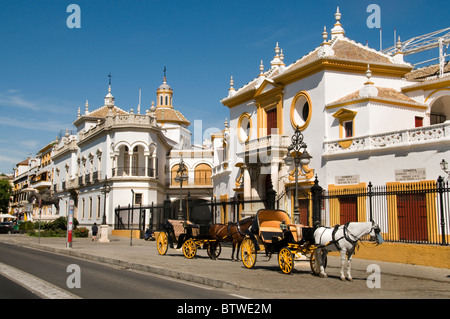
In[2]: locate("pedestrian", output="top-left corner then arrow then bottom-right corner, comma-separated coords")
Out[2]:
92,223 -> 98,241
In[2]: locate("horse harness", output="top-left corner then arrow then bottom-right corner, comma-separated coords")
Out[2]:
319,223 -> 359,251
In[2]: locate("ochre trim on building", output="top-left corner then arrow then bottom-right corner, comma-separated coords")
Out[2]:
290,91 -> 312,130
237,112 -> 252,143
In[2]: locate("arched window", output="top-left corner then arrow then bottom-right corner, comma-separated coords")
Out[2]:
430,95 -> 450,125
194,164 -> 212,186
165,95 -> 168,106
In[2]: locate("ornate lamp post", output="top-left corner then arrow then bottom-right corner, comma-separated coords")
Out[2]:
99,176 -> 111,243
175,158 -> 188,220
284,126 -> 312,224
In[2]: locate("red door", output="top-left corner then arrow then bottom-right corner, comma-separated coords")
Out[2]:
298,199 -> 309,226
266,108 -> 277,135
397,194 -> 428,241
339,197 -> 358,224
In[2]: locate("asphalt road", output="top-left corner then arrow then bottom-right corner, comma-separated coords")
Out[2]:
0,242 -> 243,299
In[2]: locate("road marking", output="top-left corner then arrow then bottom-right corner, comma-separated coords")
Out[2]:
229,293 -> 251,299
0,262 -> 81,299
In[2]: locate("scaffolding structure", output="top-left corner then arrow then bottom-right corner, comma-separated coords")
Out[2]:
383,27 -> 450,77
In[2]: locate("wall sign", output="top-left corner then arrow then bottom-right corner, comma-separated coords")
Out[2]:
335,175 -> 360,185
395,168 -> 426,181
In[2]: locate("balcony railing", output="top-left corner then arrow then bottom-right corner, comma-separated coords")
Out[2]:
112,167 -> 157,178
170,177 -> 213,187
324,122 -> 450,156
241,135 -> 290,158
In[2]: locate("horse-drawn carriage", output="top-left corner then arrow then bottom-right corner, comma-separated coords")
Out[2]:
240,208 -> 383,279
240,209 -> 321,274
156,219 -> 222,259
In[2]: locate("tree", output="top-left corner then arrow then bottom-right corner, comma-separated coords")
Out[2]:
0,179 -> 12,214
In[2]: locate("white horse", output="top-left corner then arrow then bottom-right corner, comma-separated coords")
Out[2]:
313,221 -> 382,281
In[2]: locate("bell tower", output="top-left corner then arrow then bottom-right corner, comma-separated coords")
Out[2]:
156,66 -> 173,108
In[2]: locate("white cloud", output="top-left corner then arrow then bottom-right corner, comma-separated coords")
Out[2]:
0,89 -> 74,115
0,116 -> 68,132
0,90 -> 39,110
20,140 -> 40,148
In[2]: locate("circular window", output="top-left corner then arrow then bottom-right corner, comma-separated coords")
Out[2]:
290,91 -> 312,130
237,113 -> 252,142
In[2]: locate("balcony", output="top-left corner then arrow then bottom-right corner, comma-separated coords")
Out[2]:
323,122 -> 450,156
169,177 -> 213,188
212,160 -> 231,176
237,135 -> 290,162
112,167 -> 157,178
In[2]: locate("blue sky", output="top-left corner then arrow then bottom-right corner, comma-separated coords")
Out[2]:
0,0 -> 448,174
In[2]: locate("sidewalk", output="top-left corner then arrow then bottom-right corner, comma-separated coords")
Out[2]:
1,234 -> 449,298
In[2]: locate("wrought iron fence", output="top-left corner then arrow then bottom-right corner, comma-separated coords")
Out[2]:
114,194 -> 271,237
320,177 -> 449,245
113,177 -> 449,245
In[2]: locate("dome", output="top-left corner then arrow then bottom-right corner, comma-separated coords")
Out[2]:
157,78 -> 172,92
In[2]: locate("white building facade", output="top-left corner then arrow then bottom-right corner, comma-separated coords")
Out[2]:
52,77 -> 213,232
214,7 -> 450,239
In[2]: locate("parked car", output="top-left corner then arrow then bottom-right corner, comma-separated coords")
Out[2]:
0,222 -> 17,234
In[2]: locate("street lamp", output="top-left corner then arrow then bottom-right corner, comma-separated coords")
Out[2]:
101,176 -> 111,225
175,158 -> 188,220
284,126 -> 312,224
99,176 -> 111,243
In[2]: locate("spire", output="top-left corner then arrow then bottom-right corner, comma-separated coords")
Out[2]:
270,42 -> 285,68
393,36 -> 405,63
228,76 -> 236,97
84,100 -> 89,115
359,64 -> 378,98
331,6 -> 345,40
364,64 -> 374,85
259,60 -> 265,76
322,26 -> 328,44
105,73 -> 115,107
156,66 -> 173,108
318,26 -> 334,57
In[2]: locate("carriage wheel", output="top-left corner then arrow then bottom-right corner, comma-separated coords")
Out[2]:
278,247 -> 294,274
182,239 -> 197,259
207,241 -> 222,260
241,238 -> 257,269
310,249 -> 327,275
156,231 -> 168,255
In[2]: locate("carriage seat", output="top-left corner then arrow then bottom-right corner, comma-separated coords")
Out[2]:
256,210 -> 291,243
260,223 -> 284,243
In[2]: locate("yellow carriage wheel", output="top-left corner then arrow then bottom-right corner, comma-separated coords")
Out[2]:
156,231 -> 168,255
240,238 -> 257,269
278,247 -> 294,274
182,239 -> 197,259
